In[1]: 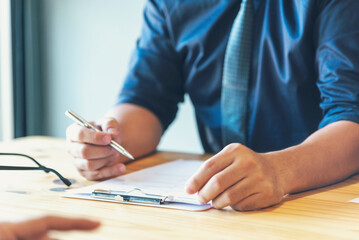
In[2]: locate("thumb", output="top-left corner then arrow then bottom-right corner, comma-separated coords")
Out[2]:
96,117 -> 121,137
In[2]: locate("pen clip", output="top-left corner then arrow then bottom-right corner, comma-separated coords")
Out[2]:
91,188 -> 168,205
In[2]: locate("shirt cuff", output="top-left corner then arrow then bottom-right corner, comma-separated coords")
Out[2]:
319,106 -> 359,129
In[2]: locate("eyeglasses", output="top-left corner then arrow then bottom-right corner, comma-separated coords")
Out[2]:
0,152 -> 72,186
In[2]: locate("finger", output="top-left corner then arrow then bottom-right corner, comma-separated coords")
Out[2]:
0,223 -> 17,239
67,142 -> 115,160
73,152 -> 120,172
11,216 -> 100,239
79,163 -> 126,180
0,224 -> 50,240
36,234 -> 50,240
197,163 -> 245,204
211,177 -> 256,209
96,117 -> 120,135
231,185 -> 284,211
46,217 -> 101,231
66,123 -> 112,145
230,193 -> 266,211
25,232 -> 50,240
185,150 -> 233,194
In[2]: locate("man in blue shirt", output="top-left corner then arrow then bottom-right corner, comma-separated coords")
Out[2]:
66,0 -> 359,210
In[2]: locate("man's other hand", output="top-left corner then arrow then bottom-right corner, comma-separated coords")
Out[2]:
185,144 -> 285,211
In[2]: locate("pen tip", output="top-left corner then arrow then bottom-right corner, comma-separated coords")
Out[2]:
126,152 -> 135,160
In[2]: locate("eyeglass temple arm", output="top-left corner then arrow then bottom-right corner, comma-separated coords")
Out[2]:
0,166 -> 72,187
0,152 -> 72,187
0,153 -> 43,167
42,166 -> 72,186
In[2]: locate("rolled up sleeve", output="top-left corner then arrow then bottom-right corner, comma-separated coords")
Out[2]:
116,0 -> 184,131
315,0 -> 359,129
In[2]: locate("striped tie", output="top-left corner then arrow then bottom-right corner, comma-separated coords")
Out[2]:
221,0 -> 254,146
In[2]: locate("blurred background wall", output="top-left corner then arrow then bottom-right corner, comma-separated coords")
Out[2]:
35,0 -> 202,153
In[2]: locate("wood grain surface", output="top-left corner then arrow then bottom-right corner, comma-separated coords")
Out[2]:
0,136 -> 359,239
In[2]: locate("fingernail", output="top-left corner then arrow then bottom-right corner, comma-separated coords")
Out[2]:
197,196 -> 206,205
89,220 -> 101,228
118,164 -> 126,173
108,128 -> 118,134
185,183 -> 193,194
198,199 -> 206,205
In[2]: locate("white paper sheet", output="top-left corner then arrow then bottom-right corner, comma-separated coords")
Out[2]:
349,197 -> 359,204
62,159 -> 212,211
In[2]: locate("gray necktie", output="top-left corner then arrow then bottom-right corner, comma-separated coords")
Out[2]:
221,0 -> 254,146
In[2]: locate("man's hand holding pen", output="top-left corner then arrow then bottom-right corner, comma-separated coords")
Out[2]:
66,117 -> 130,180
66,104 -> 163,181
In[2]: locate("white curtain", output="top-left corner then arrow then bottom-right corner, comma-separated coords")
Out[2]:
0,0 -> 15,140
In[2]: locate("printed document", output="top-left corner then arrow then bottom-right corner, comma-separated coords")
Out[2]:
62,159 -> 212,211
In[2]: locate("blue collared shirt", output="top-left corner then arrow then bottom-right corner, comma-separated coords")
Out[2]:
117,0 -> 359,153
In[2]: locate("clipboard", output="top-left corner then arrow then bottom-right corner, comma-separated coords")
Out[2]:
62,160 -> 212,211
91,188 -> 168,205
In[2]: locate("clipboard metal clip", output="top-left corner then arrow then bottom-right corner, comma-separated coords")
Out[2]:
91,188 -> 168,205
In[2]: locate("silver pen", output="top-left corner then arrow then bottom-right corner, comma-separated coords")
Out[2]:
65,110 -> 134,160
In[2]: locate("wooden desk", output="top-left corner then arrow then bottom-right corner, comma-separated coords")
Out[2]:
1,137 -> 359,239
